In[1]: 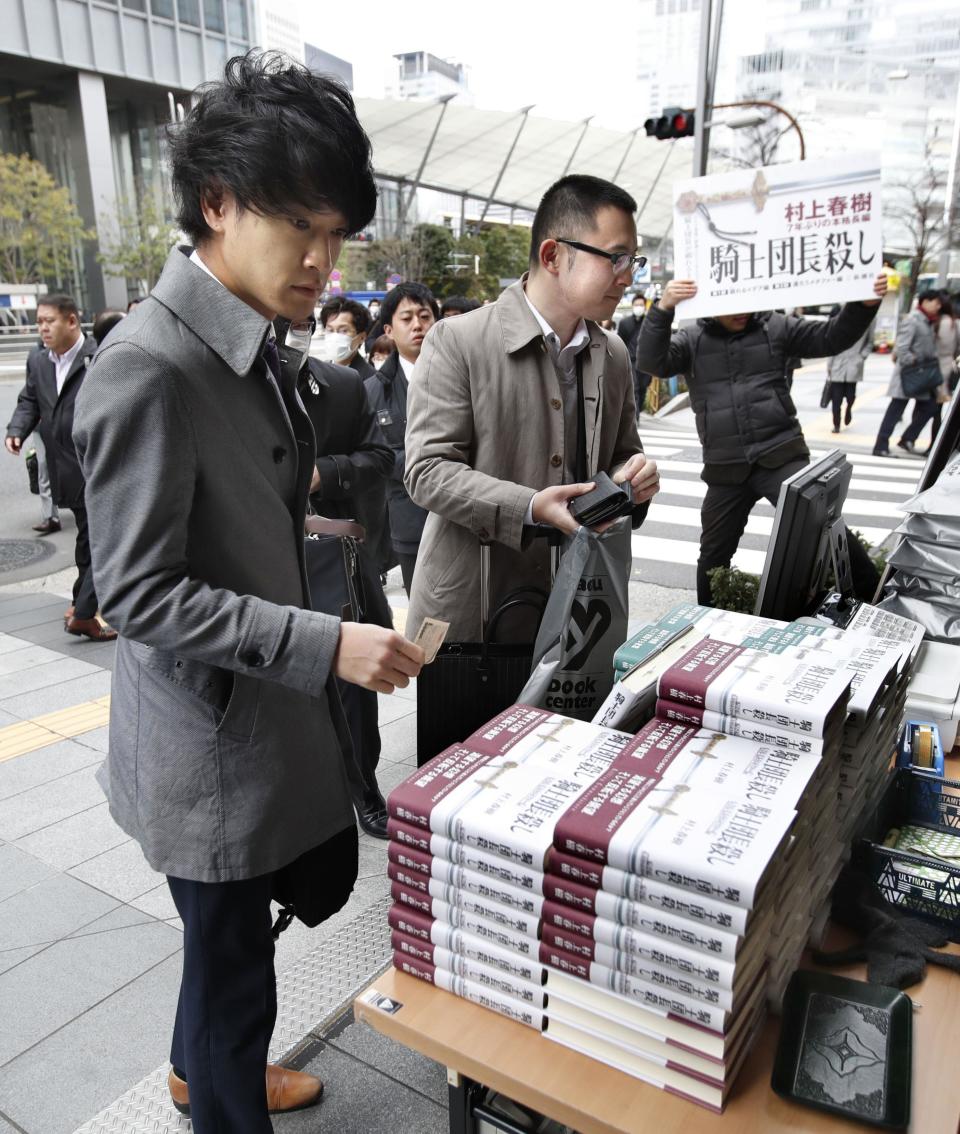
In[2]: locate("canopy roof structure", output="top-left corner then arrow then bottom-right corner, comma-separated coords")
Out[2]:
355,97 -> 693,240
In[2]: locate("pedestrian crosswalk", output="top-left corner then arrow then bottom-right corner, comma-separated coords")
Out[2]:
631,419 -> 923,591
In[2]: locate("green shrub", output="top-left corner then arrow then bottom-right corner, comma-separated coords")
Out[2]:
706,566 -> 760,614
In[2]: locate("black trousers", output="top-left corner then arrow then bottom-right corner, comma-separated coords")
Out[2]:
697,460 -> 807,605
634,371 -> 653,416
168,872 -> 277,1134
829,382 -> 856,429
901,398 -> 939,445
337,678 -> 383,809
875,397 -> 935,451
398,551 -> 418,598
69,505 -> 98,619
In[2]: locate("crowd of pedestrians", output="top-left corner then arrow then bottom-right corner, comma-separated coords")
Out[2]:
1,46 -> 956,1134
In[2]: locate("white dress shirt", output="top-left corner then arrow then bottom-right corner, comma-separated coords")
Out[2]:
49,333 -> 85,397
521,292 -> 592,523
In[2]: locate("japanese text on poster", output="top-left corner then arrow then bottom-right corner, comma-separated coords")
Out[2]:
672,153 -> 882,320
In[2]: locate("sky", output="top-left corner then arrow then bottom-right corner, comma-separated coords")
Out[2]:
300,0 -> 765,131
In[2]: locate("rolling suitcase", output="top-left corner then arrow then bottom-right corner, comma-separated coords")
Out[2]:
415,534 -> 561,766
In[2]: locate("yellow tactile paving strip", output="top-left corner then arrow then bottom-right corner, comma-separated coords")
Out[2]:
0,695 -> 111,764
0,607 -> 409,765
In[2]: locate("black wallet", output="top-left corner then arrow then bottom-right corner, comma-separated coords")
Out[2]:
569,472 -> 634,527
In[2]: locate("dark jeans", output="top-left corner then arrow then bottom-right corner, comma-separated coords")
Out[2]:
874,397 -> 935,451
830,382 -> 856,430
168,872 -> 277,1134
901,398 -> 939,445
337,678 -> 383,809
69,505 -> 98,619
398,551 -> 418,598
697,460 -> 807,605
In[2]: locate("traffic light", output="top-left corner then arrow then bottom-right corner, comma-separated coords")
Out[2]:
643,107 -> 696,141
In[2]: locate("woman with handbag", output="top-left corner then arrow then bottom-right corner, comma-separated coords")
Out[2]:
906,290 -> 959,453
825,303 -> 872,433
872,288 -> 942,457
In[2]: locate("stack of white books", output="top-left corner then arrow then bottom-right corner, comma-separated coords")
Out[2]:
386,706 -> 802,1111
539,716 -> 802,1112
386,708 -> 636,1031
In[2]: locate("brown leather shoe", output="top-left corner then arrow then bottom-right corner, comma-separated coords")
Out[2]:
65,615 -> 118,642
32,518 -> 61,535
167,1064 -> 323,1116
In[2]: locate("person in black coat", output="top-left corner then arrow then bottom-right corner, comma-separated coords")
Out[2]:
617,293 -> 653,414
637,275 -> 888,606
293,338 -> 395,837
363,282 -> 439,595
5,294 -> 116,640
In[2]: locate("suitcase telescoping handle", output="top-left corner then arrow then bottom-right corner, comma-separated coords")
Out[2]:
479,525 -> 562,637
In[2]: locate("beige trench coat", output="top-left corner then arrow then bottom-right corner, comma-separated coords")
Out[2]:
404,279 -> 643,642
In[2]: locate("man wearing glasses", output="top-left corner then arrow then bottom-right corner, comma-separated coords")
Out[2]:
404,174 -> 659,645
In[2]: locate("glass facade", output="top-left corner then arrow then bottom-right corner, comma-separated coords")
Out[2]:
0,80 -> 86,301
0,0 -> 258,308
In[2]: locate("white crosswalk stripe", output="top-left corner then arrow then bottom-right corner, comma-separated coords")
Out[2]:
632,421 -> 921,590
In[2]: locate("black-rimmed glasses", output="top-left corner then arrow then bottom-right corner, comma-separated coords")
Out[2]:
555,238 -> 647,275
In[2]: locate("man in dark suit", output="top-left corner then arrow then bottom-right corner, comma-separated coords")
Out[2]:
5,294 -> 116,641
292,330 -> 394,837
363,281 -> 439,595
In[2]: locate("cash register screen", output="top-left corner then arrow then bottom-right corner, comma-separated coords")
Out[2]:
755,449 -> 853,621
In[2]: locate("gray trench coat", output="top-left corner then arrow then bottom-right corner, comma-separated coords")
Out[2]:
404,279 -> 643,642
73,246 -> 354,883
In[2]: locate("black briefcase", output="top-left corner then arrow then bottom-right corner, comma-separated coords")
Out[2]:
303,515 -> 392,628
415,540 -> 559,766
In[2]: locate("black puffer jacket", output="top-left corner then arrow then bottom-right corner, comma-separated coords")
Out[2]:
636,302 -> 877,467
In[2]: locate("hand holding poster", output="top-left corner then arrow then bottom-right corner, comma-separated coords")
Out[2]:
671,153 -> 882,320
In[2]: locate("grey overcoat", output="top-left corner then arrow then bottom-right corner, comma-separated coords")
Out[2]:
404,279 -> 643,642
73,246 -> 354,883
885,310 -> 939,400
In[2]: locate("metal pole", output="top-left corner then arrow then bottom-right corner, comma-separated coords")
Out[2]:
562,116 -> 594,177
938,73 -> 960,285
636,140 -> 677,226
692,0 -> 713,177
710,99 -> 806,160
396,93 -> 455,236
612,127 -> 639,183
479,105 -> 534,226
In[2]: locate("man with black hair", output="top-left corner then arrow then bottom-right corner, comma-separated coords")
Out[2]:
320,296 -> 376,379
404,174 -> 658,641
73,52 -> 424,1133
440,294 -> 481,318
636,276 -> 887,605
6,294 -> 115,639
364,281 -> 439,595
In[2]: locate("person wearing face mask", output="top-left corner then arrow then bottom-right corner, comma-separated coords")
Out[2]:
281,317 -> 395,839
319,297 -> 375,379
363,282 -> 439,596
616,292 -> 653,416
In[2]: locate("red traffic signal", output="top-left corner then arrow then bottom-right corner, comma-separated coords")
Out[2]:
643,106 -> 696,141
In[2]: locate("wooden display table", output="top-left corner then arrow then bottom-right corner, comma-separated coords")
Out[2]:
355,931 -> 960,1133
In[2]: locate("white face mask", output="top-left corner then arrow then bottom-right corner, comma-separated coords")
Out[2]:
310,331 -> 354,363
284,320 -> 314,361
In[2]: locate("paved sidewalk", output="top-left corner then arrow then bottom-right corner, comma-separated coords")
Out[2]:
0,571 -> 693,1134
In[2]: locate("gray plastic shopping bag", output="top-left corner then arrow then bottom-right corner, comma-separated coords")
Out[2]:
518,520 -> 631,720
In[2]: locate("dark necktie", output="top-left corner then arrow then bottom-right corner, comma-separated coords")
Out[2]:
262,337 -> 281,383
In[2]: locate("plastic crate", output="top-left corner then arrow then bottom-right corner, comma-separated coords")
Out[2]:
853,767 -> 960,937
